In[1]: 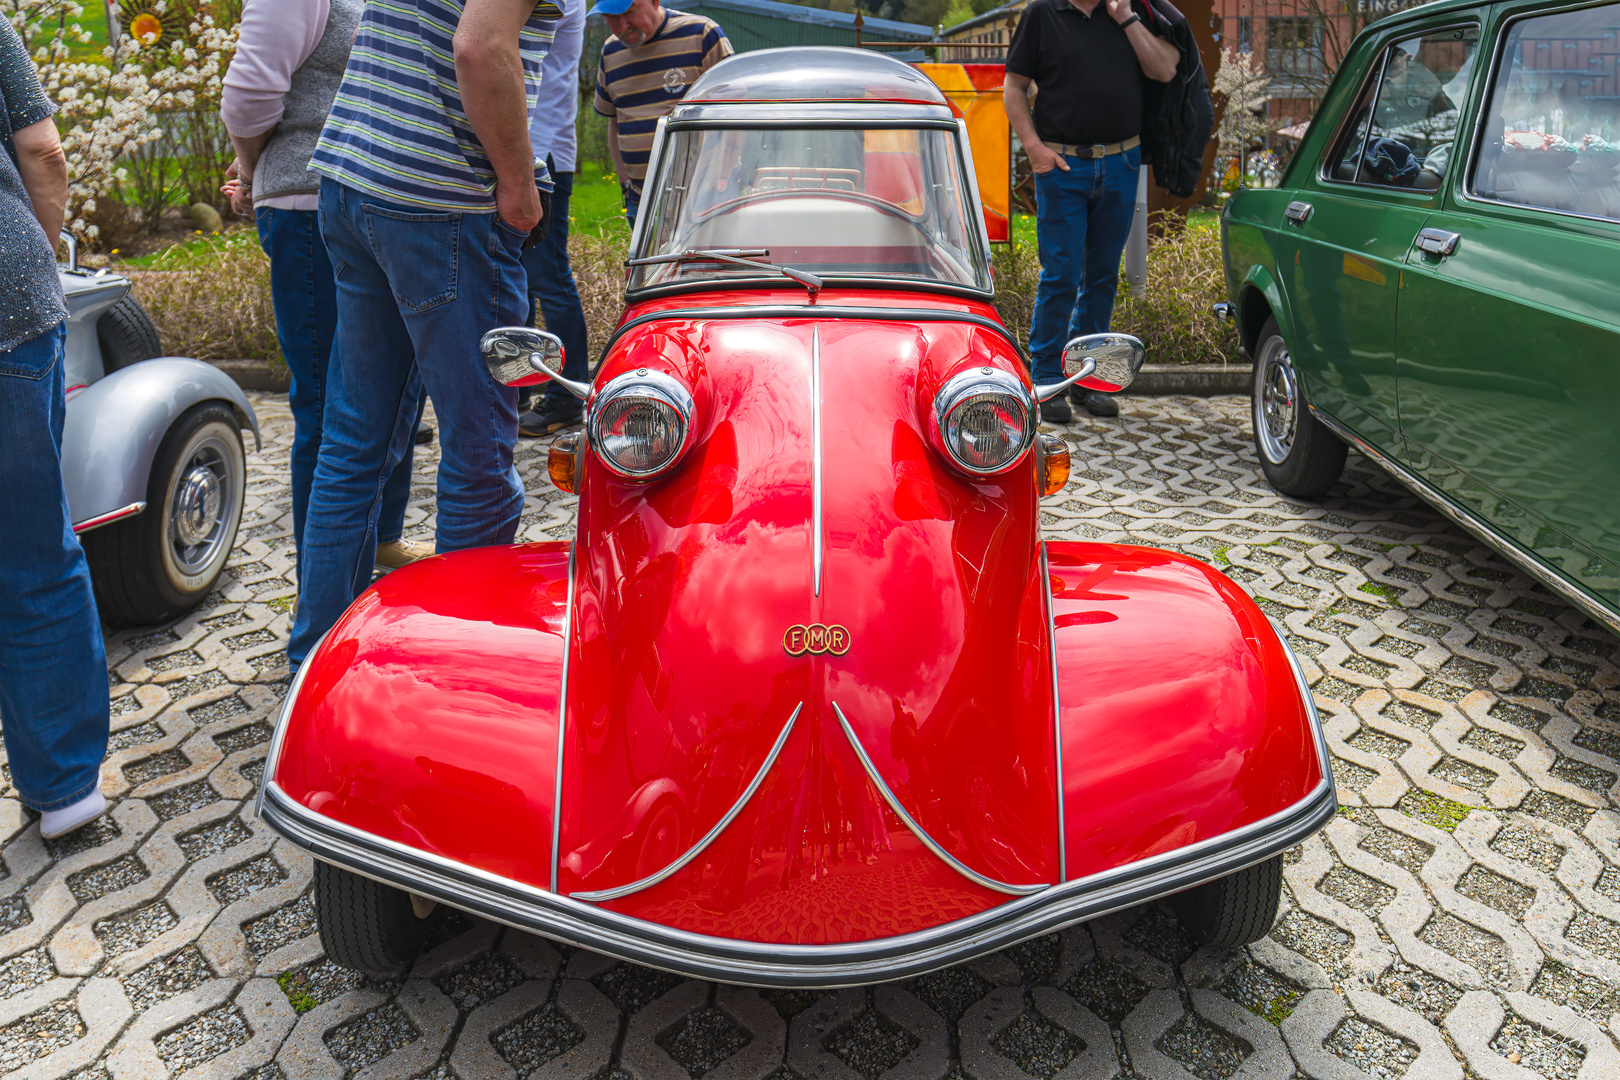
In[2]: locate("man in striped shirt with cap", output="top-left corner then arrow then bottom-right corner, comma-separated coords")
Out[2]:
591,0 -> 732,225
288,0 -> 565,672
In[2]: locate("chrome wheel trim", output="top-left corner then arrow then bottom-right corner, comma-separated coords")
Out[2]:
1253,334 -> 1299,467
161,425 -> 242,591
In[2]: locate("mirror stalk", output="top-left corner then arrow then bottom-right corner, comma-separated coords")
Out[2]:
1034,356 -> 1096,402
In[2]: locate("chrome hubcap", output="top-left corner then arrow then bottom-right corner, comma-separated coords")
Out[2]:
174,465 -> 222,546
167,437 -> 235,578
1254,338 -> 1298,466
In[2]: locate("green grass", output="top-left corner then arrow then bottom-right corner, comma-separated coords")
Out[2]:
275,971 -> 319,1014
569,161 -> 631,239
1358,581 -> 1403,606
1401,791 -> 1475,832
29,3 -> 111,61
1250,989 -> 1302,1024
120,227 -> 257,270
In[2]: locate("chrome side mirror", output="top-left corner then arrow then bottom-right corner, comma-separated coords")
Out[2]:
59,230 -> 78,272
1034,333 -> 1146,401
479,327 -> 589,400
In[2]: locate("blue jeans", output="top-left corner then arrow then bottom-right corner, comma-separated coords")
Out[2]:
0,323 -> 109,811
624,189 -> 640,229
255,208 -> 418,576
1028,147 -> 1141,383
289,180 -> 528,667
520,165 -> 590,402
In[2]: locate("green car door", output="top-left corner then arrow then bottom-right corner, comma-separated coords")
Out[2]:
1278,23 -> 1480,449
1397,0 -> 1620,613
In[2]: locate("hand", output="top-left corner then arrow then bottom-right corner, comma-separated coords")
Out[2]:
220,167 -> 253,216
1029,142 -> 1070,175
1107,0 -> 1134,24
496,178 -> 542,234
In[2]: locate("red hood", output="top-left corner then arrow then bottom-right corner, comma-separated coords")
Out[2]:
559,308 -> 1060,940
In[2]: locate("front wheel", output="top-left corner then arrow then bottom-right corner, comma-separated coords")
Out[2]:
314,861 -> 429,979
83,403 -> 246,625
1168,855 -> 1283,948
1250,317 -> 1346,498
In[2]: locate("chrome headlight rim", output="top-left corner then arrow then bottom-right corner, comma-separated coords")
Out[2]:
587,369 -> 697,480
932,368 -> 1036,476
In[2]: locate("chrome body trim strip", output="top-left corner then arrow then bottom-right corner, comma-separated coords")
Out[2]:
71,500 -> 146,534
832,702 -> 1047,897
1041,543 -> 1067,883
260,769 -> 1334,986
811,327 -> 823,597
572,702 -> 804,903
1268,617 -> 1337,788
552,543 -> 577,894
1310,408 -> 1620,637
256,629 -> 327,820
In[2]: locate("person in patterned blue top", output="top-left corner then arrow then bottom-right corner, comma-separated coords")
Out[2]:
289,0 -> 566,671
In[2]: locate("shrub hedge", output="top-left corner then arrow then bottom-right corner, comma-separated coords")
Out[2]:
121,213 -> 1241,369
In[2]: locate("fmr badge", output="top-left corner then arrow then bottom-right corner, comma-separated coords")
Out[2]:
783,623 -> 851,656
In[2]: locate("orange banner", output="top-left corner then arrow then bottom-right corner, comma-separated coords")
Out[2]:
916,63 -> 1009,242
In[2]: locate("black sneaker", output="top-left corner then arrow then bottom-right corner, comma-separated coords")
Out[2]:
519,397 -> 584,437
1041,395 -> 1072,424
414,422 -> 435,445
1070,388 -> 1119,417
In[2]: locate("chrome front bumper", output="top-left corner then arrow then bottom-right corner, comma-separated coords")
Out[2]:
259,773 -> 1334,987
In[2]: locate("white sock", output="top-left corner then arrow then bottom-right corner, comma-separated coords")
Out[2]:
40,790 -> 107,840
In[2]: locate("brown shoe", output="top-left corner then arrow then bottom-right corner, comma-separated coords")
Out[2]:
375,537 -> 436,569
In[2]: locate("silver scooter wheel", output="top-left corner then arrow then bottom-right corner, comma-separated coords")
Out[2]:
84,403 -> 246,625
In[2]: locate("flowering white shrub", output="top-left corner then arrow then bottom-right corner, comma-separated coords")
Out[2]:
2,1 -> 238,247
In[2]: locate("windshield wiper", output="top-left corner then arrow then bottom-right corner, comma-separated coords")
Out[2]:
627,248 -> 823,299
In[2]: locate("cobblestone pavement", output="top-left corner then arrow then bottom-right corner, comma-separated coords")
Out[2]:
2,391 -> 1618,1080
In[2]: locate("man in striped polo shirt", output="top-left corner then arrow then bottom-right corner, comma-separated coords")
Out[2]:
591,0 -> 732,225
287,0 -> 565,672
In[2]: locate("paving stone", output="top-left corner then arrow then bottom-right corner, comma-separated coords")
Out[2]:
453,977 -> 617,1080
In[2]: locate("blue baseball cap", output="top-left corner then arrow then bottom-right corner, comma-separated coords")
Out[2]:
589,0 -> 634,14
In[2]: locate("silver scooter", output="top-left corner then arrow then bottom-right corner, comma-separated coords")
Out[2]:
57,232 -> 260,626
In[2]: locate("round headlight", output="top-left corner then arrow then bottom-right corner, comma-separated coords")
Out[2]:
933,368 -> 1035,475
588,370 -> 695,479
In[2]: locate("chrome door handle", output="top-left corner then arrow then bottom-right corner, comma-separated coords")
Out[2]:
1284,201 -> 1313,225
1414,228 -> 1461,256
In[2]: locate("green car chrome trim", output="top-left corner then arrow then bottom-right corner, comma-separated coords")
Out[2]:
1308,407 -> 1620,638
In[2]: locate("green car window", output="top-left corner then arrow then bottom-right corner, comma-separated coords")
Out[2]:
1327,26 -> 1480,190
1468,3 -> 1620,222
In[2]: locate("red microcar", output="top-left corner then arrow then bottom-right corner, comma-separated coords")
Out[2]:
260,47 -> 1334,985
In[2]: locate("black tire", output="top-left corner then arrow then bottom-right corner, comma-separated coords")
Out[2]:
97,294 -> 163,373
1250,317 -> 1346,498
1169,855 -> 1283,949
83,403 -> 245,626
313,861 -> 429,978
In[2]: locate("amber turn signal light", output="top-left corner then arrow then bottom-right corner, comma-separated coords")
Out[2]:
549,431 -> 581,493
1039,432 -> 1070,496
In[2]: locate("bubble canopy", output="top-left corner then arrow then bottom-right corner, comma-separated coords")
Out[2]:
683,47 -> 949,106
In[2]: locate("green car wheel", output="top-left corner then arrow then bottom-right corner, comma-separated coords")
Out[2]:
1250,318 -> 1346,499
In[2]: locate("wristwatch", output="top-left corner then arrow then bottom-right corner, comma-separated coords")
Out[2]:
1120,12 -> 1142,28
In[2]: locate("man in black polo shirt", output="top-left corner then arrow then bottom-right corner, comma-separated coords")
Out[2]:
1006,0 -> 1178,421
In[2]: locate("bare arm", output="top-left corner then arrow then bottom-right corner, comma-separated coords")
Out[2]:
1108,0 -> 1179,83
1003,73 -> 1067,174
13,117 -> 67,242
229,130 -> 272,180
454,0 -> 542,231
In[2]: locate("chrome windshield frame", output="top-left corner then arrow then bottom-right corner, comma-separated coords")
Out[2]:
626,118 -> 995,303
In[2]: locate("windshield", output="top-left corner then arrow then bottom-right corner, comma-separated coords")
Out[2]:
629,126 -> 992,293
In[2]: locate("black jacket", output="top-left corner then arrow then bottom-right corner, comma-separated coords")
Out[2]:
1133,0 -> 1215,198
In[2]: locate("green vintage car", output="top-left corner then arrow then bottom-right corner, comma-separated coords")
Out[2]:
1219,0 -> 1620,635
